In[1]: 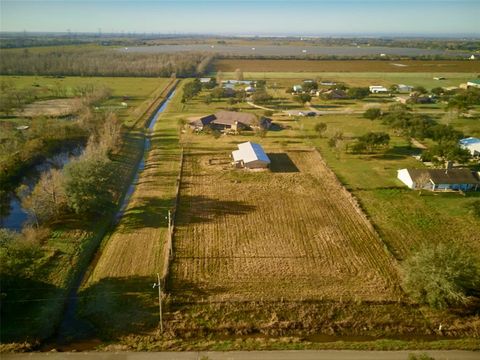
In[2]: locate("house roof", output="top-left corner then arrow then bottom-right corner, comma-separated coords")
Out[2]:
467,79 -> 480,85
407,168 -> 480,185
213,111 -> 257,126
190,111 -> 265,128
460,137 -> 480,146
233,142 -> 270,164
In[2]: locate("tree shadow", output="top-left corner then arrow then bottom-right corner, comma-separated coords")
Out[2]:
175,195 -> 256,226
77,276 -> 159,340
117,196 -> 173,232
268,153 -> 300,173
369,146 -> 418,160
0,275 -> 64,343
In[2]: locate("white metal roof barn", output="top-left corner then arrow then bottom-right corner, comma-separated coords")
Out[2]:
232,141 -> 271,169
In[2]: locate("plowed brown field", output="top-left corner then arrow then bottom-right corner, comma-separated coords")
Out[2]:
170,149 -> 401,303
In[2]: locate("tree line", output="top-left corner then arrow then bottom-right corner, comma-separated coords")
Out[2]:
0,48 -> 214,77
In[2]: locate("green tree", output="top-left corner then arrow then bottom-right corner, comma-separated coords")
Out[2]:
402,242 -> 480,309
251,90 -> 273,104
347,87 -> 370,99
363,108 -> 382,120
412,86 -> 428,94
0,229 -> 42,278
314,122 -> 327,137
63,155 -> 115,215
294,93 -> 312,104
203,94 -> 212,105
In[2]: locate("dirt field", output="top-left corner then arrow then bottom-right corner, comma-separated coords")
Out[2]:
170,149 -> 400,303
215,59 -> 480,73
18,98 -> 80,117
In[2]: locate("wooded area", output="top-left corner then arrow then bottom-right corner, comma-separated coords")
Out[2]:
0,48 -> 213,77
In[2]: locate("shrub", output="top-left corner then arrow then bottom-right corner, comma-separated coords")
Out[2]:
402,242 -> 480,309
363,107 -> 382,120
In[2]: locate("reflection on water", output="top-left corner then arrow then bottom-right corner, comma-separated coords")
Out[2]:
0,146 -> 84,231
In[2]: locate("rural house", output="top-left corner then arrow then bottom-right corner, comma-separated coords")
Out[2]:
189,111 -> 271,132
232,141 -> 271,169
459,137 -> 480,156
467,79 -> 480,89
397,84 -> 413,92
397,168 -> 480,191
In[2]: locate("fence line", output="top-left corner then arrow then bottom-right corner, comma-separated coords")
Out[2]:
161,146 -> 185,285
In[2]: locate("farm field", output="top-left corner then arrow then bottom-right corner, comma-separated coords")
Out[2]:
170,149 -> 400,302
215,59 -> 480,73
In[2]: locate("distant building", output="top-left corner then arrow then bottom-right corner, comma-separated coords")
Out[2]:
397,168 -> 480,191
467,79 -> 480,88
433,77 -> 446,80
293,85 -> 303,93
369,86 -> 388,94
319,81 -> 336,86
200,78 -> 212,83
245,85 -> 256,93
459,137 -> 480,156
397,84 -> 413,93
189,111 -> 271,132
320,89 -> 348,99
232,141 -> 271,169
470,55 -> 476,60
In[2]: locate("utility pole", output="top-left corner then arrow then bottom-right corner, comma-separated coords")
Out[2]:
168,209 -> 172,258
153,273 -> 163,332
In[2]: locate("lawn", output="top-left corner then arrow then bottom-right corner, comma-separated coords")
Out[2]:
300,114 -> 480,260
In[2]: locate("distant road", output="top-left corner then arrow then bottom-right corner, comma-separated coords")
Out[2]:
4,350 -> 480,360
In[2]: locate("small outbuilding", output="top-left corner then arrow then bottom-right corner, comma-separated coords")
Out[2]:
369,86 -> 388,94
232,142 -> 271,169
293,85 -> 303,93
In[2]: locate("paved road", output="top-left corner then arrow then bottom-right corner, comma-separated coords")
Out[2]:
3,350 -> 479,360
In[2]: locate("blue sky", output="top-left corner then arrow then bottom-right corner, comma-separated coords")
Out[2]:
1,1 -> 479,36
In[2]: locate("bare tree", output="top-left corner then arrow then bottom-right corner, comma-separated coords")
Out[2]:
235,68 -> 244,81
415,172 -> 432,196
21,169 -> 66,226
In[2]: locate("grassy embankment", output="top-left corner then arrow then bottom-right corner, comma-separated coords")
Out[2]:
0,77 -> 174,348
77,80 -> 185,339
